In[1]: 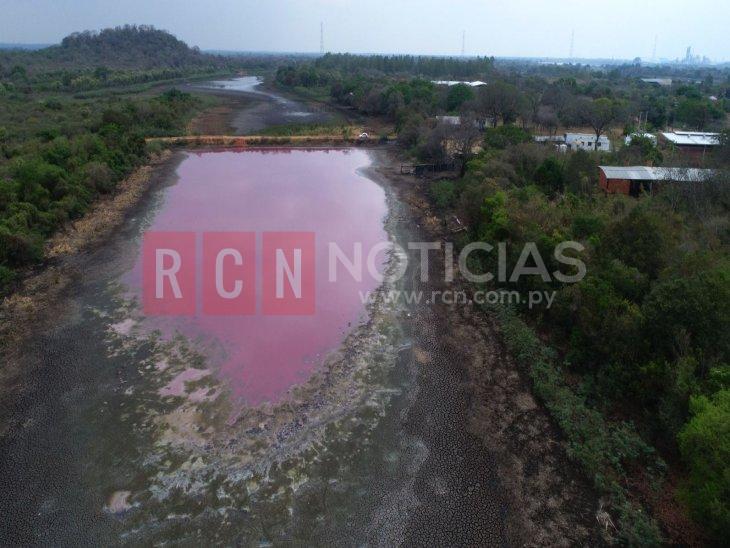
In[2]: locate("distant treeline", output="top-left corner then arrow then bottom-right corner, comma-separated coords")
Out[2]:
0,66 -> 224,94
314,52 -> 495,77
277,64 -> 727,136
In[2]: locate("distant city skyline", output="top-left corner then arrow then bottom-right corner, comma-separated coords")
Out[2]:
0,0 -> 728,62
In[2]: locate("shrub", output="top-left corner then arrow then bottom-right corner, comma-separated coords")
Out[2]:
483,125 -> 532,149
0,227 -> 43,267
534,157 -> 565,196
83,161 -> 115,193
429,180 -> 456,209
642,267 -> 730,367
0,265 -> 15,294
446,83 -> 474,112
43,98 -> 63,111
678,390 -> 730,540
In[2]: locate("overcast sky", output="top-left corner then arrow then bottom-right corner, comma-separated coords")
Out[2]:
1,0 -> 728,61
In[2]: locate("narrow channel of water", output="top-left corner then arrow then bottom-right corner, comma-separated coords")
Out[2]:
195,76 -> 317,119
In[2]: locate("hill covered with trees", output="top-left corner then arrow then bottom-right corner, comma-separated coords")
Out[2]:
0,25 -> 227,74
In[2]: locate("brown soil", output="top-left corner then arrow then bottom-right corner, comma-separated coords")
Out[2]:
369,151 -> 605,545
187,94 -> 253,135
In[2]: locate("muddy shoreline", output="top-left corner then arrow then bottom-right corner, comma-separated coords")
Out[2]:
183,77 -> 342,135
0,151 -> 183,392
0,133 -> 602,542
367,150 -> 604,545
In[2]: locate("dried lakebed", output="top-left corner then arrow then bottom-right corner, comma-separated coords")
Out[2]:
0,148 -> 502,544
187,76 -> 335,134
0,146 -> 600,545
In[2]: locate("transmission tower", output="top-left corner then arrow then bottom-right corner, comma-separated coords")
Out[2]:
652,35 -> 657,61
461,30 -> 465,56
569,29 -> 575,60
320,22 -> 324,54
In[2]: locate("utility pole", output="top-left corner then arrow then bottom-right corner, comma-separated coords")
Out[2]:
461,30 -> 465,56
320,22 -> 324,55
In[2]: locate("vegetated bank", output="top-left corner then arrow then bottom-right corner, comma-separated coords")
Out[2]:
274,54 -> 730,544
435,131 -> 728,545
0,26 -> 249,295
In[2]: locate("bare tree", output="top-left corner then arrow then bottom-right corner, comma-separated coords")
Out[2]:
448,114 -> 482,177
579,97 -> 620,150
537,105 -> 559,137
521,91 -> 543,129
417,123 -> 450,164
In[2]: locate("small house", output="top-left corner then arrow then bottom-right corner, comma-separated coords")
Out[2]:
434,116 -> 488,130
431,80 -> 488,87
564,133 -> 611,152
641,78 -> 672,87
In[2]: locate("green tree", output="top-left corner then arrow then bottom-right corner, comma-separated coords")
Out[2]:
678,390 -> 730,540
601,205 -> 674,279
674,98 -> 723,130
642,267 -> 730,368
483,125 -> 532,149
534,157 -> 565,196
446,83 -> 474,112
477,81 -> 522,127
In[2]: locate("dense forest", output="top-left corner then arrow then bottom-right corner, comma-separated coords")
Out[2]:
276,61 -> 728,135
429,132 -> 729,543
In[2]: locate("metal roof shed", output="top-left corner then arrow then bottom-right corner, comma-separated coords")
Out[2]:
598,165 -> 715,196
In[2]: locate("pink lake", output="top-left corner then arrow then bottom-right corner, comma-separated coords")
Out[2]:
125,148 -> 388,405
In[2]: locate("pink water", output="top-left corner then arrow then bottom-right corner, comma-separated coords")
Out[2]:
125,148 -> 388,405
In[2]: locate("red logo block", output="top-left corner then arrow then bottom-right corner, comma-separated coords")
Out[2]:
262,232 -> 315,315
143,232 -> 196,316
202,232 -> 256,315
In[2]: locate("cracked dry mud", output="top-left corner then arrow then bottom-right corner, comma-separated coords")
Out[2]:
0,102 -> 604,544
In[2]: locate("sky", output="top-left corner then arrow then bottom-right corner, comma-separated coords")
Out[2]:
1,0 -> 729,61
